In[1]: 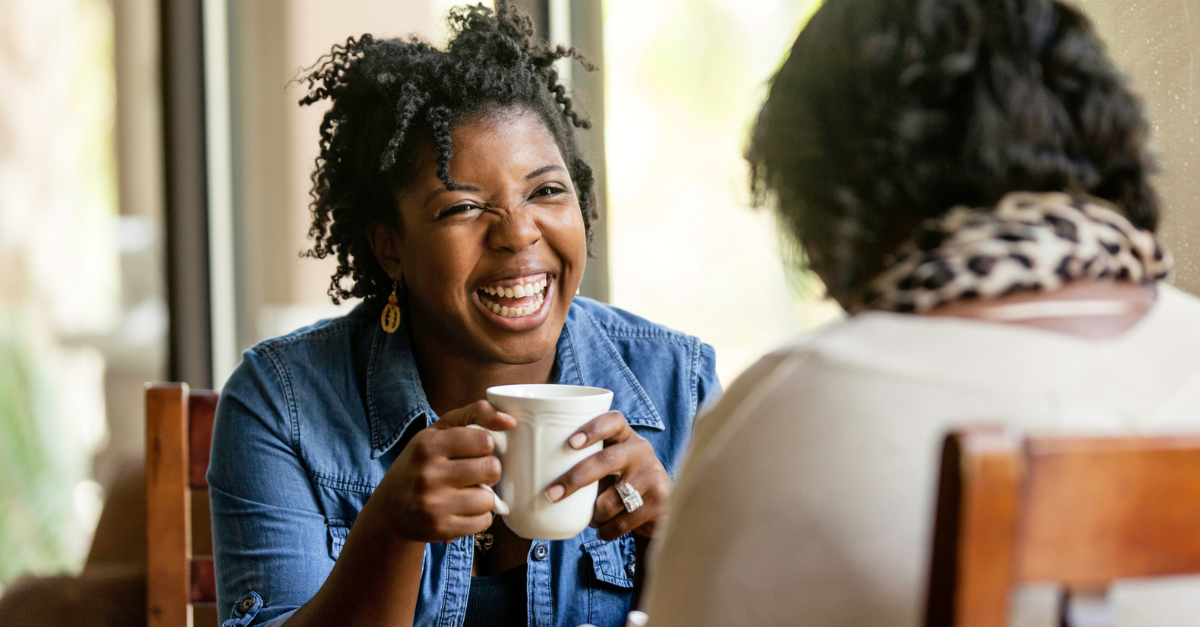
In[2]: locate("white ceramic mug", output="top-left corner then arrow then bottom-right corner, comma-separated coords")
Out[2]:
470,384 -> 613,540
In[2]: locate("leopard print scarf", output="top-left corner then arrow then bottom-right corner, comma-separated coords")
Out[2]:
852,191 -> 1171,314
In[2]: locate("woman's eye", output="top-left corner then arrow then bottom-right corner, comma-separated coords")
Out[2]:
438,203 -> 478,218
532,185 -> 566,199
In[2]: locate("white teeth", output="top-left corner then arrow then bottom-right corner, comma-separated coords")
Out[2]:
479,277 -> 548,300
479,291 -> 546,319
477,276 -> 550,319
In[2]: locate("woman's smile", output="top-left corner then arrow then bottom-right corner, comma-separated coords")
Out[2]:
473,271 -> 555,331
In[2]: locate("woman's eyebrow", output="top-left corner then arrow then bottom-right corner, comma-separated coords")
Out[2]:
420,166 -> 562,206
422,182 -> 482,208
526,164 -> 563,179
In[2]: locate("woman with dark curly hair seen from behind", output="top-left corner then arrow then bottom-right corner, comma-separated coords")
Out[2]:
206,4 -> 718,627
641,0 -> 1200,625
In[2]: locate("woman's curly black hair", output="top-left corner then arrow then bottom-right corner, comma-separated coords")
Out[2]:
748,0 -> 1159,301
300,1 -> 596,304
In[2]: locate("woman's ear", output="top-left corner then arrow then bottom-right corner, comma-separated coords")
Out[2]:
368,222 -> 404,280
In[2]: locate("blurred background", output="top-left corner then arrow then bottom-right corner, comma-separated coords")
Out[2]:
0,0 -> 1197,604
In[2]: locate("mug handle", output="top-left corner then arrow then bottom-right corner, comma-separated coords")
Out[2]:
465,424 -> 510,516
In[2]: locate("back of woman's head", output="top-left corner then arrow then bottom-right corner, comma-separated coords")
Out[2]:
301,1 -> 595,304
748,0 -> 1158,300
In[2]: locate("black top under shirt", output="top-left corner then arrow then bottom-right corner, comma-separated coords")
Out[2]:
463,564 -> 528,627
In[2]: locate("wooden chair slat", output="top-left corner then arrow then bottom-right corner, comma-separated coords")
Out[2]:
1017,435 -> 1200,587
925,428 -> 1200,627
148,383 -> 219,625
188,391 -> 218,490
190,556 -> 217,605
146,384 -> 192,627
925,427 -> 1021,627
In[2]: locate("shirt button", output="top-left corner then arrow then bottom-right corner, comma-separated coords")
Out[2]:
533,542 -> 549,560
237,594 -> 256,613
627,562 -> 636,577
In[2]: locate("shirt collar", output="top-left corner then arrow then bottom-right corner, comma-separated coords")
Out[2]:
364,318 -> 435,459
365,301 -> 664,459
554,303 -> 665,431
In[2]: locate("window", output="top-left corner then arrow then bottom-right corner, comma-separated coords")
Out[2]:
603,0 -> 837,382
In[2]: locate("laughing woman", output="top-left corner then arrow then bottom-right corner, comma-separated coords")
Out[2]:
206,4 -> 718,627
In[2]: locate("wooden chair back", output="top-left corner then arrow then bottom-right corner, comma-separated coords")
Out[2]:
925,427 -> 1200,627
146,383 -> 218,627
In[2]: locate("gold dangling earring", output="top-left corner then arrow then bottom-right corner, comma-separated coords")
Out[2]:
381,280 -> 402,333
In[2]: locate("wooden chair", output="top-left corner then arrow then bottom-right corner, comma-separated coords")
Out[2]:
146,383 -> 218,627
925,427 -> 1200,627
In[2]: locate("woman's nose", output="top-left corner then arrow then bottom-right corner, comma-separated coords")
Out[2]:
488,206 -> 541,253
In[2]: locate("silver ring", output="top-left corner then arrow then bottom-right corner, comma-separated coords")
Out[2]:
615,480 -> 644,513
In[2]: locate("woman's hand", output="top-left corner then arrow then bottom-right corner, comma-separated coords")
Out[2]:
545,411 -> 670,541
375,401 -> 516,543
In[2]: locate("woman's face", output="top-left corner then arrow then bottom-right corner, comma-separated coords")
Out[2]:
374,107 -> 587,365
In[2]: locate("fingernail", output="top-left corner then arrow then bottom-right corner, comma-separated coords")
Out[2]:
498,412 -> 515,422
545,484 -> 565,502
569,433 -> 588,449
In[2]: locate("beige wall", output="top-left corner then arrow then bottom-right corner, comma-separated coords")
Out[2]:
284,0 -> 436,307
1076,0 -> 1200,294
231,0 -> 439,345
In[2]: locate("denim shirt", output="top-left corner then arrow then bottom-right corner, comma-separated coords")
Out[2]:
208,297 -> 719,627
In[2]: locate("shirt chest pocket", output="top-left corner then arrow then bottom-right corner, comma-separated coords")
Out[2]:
327,520 -> 352,560
312,477 -> 373,561
582,536 -> 637,587
582,535 -> 636,627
